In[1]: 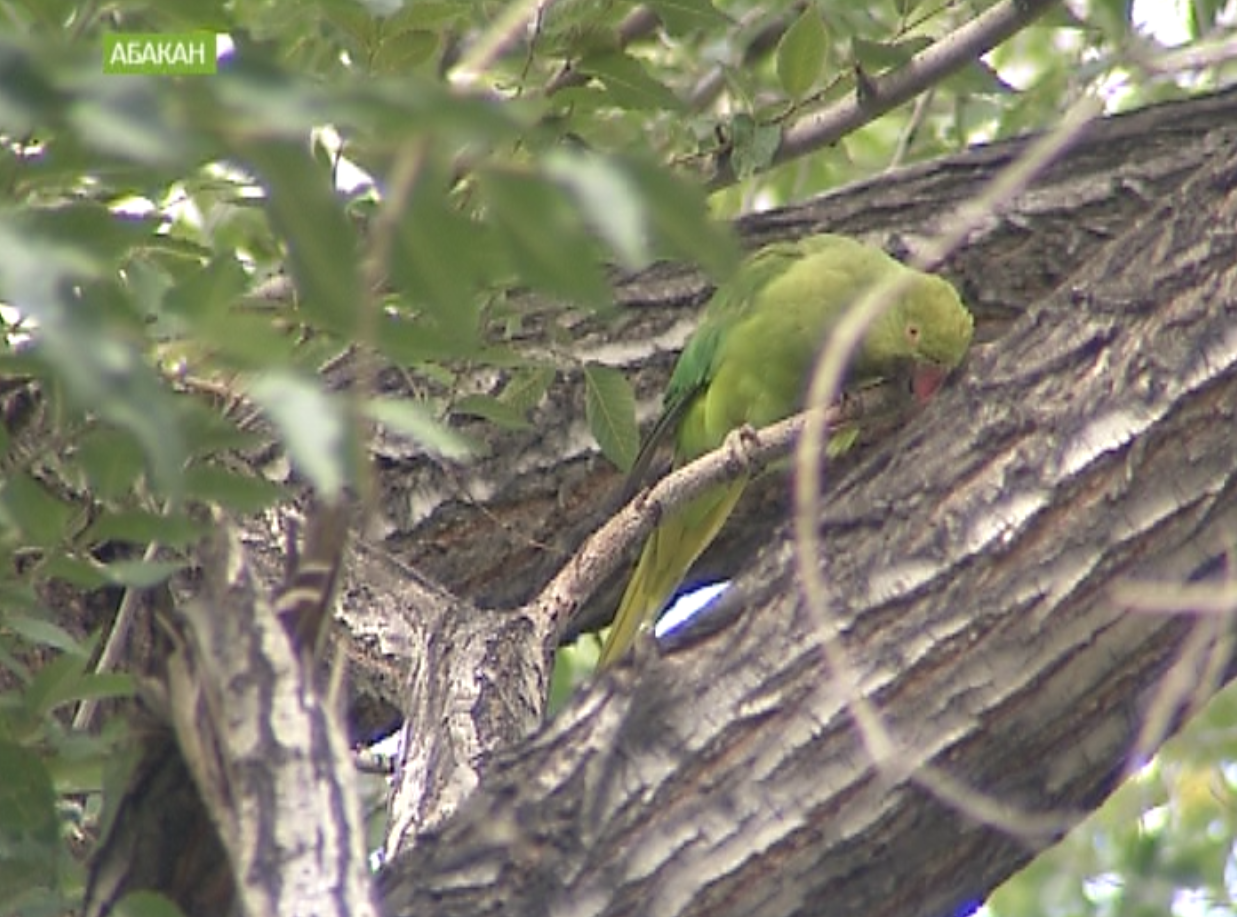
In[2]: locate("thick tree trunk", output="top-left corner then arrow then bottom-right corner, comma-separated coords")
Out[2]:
367,87 -> 1236,629
372,91 -> 1237,916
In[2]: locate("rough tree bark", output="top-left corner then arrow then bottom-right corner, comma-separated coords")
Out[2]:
72,87 -> 1237,917
364,88 -> 1237,916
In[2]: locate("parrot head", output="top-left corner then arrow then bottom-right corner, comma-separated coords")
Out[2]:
861,272 -> 973,402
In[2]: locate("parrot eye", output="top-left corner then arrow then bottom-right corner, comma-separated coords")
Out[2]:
906,324 -> 921,343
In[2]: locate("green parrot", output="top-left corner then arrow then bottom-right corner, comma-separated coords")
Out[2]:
596,234 -> 974,669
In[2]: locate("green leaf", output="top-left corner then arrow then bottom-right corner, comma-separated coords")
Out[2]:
851,36 -> 930,73
42,553 -> 110,590
24,651 -> 86,718
111,891 -> 190,917
944,59 -> 1016,96
544,149 -> 649,270
777,7 -> 828,99
0,475 -> 73,549
386,162 -> 494,338
99,559 -> 185,588
453,394 -> 533,431
0,217 -> 187,497
365,397 -> 473,459
184,469 -> 284,518
371,28 -> 438,73
160,252 -> 249,324
67,77 -> 192,167
74,429 -> 146,502
618,157 -> 740,280
479,168 -> 612,305
498,366 -> 556,416
729,114 -> 782,180
0,738 -> 58,852
645,0 -> 730,34
82,510 -> 205,549
2,614 -> 88,658
248,372 -> 351,499
583,363 -> 638,471
241,140 -> 363,337
578,51 -> 683,111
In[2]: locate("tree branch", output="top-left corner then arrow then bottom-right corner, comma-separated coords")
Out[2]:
376,105 -> 1237,917
706,0 -> 1061,189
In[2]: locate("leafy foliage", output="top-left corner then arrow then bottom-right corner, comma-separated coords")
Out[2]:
0,0 -> 1233,911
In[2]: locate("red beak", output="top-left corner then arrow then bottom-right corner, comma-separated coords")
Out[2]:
910,363 -> 950,403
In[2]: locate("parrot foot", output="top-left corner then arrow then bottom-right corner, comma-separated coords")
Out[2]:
722,423 -> 761,474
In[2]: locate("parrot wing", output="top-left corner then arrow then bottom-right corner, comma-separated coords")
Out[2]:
620,240 -> 815,496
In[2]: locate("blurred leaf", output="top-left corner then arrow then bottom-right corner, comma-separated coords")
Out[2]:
544,149 -> 649,270
242,140 -> 363,336
851,35 -> 930,73
371,28 -> 438,72
112,891 -> 190,917
453,394 -> 533,431
248,372 -> 350,498
479,168 -> 612,305
619,157 -> 739,280
583,362 -> 638,471
0,475 -> 73,549
1,615 -> 87,658
0,38 -> 65,135
99,559 -> 185,588
67,77 -> 191,167
578,51 -> 683,111
24,652 -> 86,718
365,396 -> 472,459
387,162 -> 495,338
777,7 -> 828,99
160,252 -> 249,324
74,429 -> 148,502
0,217 -> 187,497
41,554 -> 110,590
646,0 -> 730,34
0,738 -> 58,874
183,464 -> 287,512
944,59 -> 1016,96
82,510 -> 204,549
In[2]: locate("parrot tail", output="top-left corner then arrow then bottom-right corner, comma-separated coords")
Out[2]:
598,478 -> 746,669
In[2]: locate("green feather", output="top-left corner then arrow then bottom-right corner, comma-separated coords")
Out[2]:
597,234 -> 973,669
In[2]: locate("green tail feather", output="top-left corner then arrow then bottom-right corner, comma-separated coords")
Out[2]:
598,478 -> 747,669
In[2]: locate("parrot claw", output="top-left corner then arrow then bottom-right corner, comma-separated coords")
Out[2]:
722,423 -> 761,473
